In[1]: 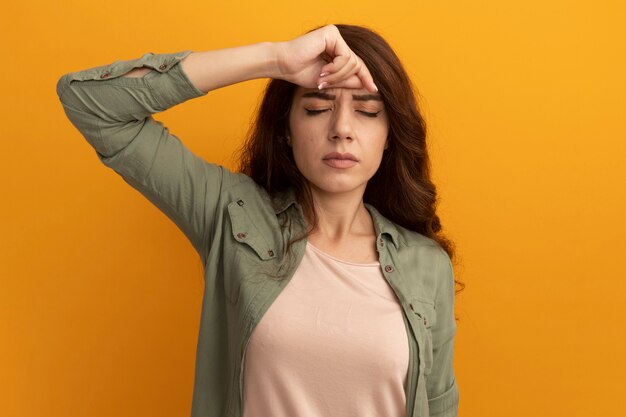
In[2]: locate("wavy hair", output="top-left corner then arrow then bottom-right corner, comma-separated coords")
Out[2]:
238,24 -> 465,295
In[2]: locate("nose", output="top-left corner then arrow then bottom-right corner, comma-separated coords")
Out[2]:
328,105 -> 355,142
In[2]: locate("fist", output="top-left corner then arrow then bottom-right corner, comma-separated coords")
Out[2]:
273,25 -> 378,93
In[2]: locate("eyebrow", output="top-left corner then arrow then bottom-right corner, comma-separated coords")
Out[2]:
301,91 -> 383,102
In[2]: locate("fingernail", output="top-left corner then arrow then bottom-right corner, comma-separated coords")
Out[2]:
317,81 -> 328,90
319,72 -> 329,77
373,83 -> 378,92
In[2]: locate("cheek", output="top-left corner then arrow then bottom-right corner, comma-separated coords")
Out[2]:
367,149 -> 385,174
365,134 -> 389,171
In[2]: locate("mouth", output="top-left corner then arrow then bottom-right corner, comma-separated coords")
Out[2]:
322,152 -> 359,169
322,152 -> 359,162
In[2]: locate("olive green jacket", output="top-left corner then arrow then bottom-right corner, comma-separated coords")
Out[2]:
56,50 -> 459,417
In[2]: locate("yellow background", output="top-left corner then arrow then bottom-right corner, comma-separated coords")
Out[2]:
2,1 -> 625,416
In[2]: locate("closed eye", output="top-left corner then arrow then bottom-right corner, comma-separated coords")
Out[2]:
304,109 -> 381,117
305,109 -> 329,116
358,110 -> 381,118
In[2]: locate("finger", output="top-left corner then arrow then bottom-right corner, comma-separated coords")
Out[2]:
323,25 -> 353,59
324,74 -> 366,90
319,27 -> 358,75
345,54 -> 377,93
318,55 -> 354,81
321,50 -> 377,92
318,54 -> 358,85
354,56 -> 378,93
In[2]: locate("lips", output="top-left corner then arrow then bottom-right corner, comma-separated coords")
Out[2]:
322,152 -> 358,162
322,152 -> 359,169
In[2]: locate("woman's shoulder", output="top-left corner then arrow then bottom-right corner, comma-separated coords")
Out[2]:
394,225 -> 451,273
217,165 -> 259,191
217,168 -> 300,228
395,223 -> 440,248
365,203 -> 443,249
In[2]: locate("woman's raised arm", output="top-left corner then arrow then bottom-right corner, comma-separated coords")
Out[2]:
148,24 -> 377,94
56,49 -> 223,265
55,25 -> 375,265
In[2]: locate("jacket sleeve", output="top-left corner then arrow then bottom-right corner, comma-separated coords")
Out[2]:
56,50 -> 229,266
427,249 -> 460,416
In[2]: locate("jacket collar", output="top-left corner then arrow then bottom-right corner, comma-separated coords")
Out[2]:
272,187 -> 299,215
364,203 -> 400,249
272,188 -> 400,249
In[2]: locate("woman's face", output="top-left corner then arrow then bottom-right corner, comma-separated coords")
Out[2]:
288,86 -> 389,198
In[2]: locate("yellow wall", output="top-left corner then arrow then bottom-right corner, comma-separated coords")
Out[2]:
2,1 -> 625,416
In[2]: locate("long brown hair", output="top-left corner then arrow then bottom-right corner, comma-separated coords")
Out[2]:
238,24 -> 465,295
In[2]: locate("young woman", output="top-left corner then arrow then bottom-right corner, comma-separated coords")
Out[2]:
57,24 -> 460,417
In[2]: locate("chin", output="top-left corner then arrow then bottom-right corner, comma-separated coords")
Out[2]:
310,180 -> 366,196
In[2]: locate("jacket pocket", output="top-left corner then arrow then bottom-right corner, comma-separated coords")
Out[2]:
225,199 -> 277,304
409,298 -> 437,376
228,199 -> 277,261
427,378 -> 459,417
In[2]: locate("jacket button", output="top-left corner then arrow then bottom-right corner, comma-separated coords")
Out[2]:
384,264 -> 394,273
267,250 -> 275,257
236,232 -> 247,239
237,199 -> 245,206
159,63 -> 167,70
100,72 -> 111,78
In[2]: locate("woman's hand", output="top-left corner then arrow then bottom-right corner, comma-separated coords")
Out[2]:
273,25 -> 378,93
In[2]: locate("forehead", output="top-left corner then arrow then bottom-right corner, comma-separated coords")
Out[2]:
294,86 -> 383,102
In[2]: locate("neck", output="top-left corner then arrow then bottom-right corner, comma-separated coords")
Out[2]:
306,185 -> 374,242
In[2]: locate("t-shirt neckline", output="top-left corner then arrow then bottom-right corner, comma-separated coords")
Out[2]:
306,242 -> 381,267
